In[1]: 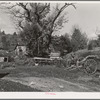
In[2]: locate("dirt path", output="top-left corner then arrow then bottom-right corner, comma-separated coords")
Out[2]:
1,66 -> 100,92
2,76 -> 97,92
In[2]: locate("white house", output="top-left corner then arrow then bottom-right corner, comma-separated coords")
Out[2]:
15,44 -> 27,56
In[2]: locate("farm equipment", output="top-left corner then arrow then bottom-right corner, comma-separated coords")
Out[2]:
65,54 -> 100,75
33,52 -> 63,67
33,50 -> 100,75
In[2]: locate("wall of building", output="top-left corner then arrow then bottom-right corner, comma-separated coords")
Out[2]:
15,46 -> 27,55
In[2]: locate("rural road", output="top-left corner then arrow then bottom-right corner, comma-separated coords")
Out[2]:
2,76 -> 98,92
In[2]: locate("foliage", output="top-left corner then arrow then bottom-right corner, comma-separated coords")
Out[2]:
0,3 -> 76,57
87,39 -> 98,50
87,41 -> 93,50
87,37 -> 100,50
52,33 -> 72,56
94,34 -> 100,47
5,32 -> 18,51
19,23 -> 44,57
71,27 -> 88,51
0,30 -> 19,51
0,30 -> 9,50
60,34 -> 72,54
1,35 -> 8,50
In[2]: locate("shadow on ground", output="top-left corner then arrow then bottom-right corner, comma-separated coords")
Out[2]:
0,73 -> 9,78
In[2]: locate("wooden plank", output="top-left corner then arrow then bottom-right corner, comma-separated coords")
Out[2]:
33,57 -> 52,60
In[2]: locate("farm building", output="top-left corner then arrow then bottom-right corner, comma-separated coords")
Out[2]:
15,44 -> 27,56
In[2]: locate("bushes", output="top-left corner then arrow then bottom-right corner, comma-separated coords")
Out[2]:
87,40 -> 93,50
1,62 -> 16,69
14,57 -> 35,67
0,57 -> 36,69
8,56 -> 14,62
25,58 -> 35,66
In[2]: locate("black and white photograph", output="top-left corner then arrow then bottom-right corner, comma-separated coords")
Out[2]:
0,1 -> 100,96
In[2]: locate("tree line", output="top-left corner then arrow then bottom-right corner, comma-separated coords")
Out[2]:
0,26 -> 88,57
0,30 -> 18,51
0,3 -> 100,57
0,25 -> 100,57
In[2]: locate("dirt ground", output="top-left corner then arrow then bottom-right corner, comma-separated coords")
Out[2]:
2,76 -> 97,92
1,65 -> 100,92
0,78 -> 41,91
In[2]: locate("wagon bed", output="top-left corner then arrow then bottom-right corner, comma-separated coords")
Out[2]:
33,57 -> 53,64
33,52 -> 62,65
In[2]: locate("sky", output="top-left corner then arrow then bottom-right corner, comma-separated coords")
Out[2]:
57,2 -> 100,39
0,9 -> 16,34
0,2 -> 100,39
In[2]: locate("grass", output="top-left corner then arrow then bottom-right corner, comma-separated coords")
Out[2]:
1,48 -> 100,91
1,54 -> 100,91
7,64 -> 85,80
4,64 -> 100,91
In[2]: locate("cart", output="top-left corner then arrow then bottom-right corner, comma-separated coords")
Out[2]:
33,52 -> 63,67
33,52 -> 100,75
65,55 -> 100,75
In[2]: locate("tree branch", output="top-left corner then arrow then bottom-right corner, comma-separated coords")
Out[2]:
39,3 -> 50,14
52,3 -> 75,27
11,11 -> 23,18
18,20 -> 24,29
18,3 -> 32,22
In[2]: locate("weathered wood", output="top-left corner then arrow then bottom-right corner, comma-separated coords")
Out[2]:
33,52 -> 61,65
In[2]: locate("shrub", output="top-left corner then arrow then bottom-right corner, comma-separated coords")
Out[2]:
25,58 -> 35,66
14,56 -> 35,67
1,62 -> 16,69
88,41 -> 93,50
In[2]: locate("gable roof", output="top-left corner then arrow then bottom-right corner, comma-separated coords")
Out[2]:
14,43 -> 26,50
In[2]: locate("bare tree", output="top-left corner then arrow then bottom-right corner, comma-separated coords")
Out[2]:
0,3 -> 76,56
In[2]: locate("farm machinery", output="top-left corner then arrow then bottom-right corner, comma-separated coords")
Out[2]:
33,50 -> 100,75
65,54 -> 100,75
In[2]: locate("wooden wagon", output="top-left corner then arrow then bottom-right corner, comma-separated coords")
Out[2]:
33,52 -> 63,67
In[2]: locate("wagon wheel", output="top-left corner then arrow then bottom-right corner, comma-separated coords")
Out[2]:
78,57 -> 84,62
84,59 -> 97,75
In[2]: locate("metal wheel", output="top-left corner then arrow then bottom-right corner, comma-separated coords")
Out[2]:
84,59 -> 97,75
78,57 -> 84,61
